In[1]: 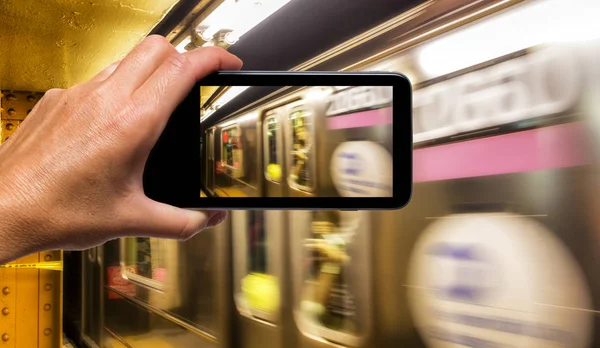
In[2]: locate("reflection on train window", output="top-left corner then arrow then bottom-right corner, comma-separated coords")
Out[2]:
298,211 -> 367,342
119,234 -> 219,335
288,109 -> 314,191
232,211 -> 281,323
221,125 -> 241,169
122,238 -> 167,282
264,115 -> 282,182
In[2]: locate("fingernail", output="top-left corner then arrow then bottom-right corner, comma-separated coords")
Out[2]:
206,211 -> 228,229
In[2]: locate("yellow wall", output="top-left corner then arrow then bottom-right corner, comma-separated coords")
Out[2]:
0,0 -> 181,91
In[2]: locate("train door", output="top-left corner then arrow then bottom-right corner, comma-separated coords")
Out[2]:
101,222 -> 233,348
262,108 -> 286,197
290,210 -> 374,348
284,103 -> 317,197
66,246 -> 105,347
231,210 -> 295,348
205,127 -> 216,194
83,247 -> 104,345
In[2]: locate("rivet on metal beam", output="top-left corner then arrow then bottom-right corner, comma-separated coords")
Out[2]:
44,254 -> 52,261
2,287 -> 10,295
43,328 -> 52,336
43,303 -> 51,311
1,333 -> 8,341
44,284 -> 52,291
1,307 -> 8,316
5,94 -> 15,101
27,95 -> 35,102
7,108 -> 16,116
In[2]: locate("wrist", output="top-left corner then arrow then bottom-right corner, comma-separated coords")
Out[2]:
0,192 -> 37,263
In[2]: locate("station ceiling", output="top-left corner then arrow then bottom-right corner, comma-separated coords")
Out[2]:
0,0 -> 180,91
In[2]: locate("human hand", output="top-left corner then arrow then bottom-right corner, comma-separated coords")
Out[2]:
0,35 -> 242,263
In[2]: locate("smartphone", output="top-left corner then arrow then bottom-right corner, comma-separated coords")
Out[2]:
143,71 -> 412,210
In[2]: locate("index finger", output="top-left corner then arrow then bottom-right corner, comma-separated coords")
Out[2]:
133,46 -> 242,125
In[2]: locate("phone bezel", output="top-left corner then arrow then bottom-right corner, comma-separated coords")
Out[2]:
143,71 -> 412,210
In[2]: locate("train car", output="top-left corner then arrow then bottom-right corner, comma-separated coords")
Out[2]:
204,85 -> 393,199
200,1 -> 600,348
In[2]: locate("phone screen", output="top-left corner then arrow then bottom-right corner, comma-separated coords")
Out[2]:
144,72 -> 411,210
202,85 -> 394,199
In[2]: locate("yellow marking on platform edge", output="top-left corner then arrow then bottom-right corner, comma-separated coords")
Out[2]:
214,187 -> 250,197
0,262 -> 62,271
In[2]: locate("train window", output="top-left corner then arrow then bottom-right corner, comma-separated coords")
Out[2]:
232,211 -> 283,323
264,114 -> 282,182
118,232 -> 220,336
120,237 -> 167,291
291,210 -> 371,346
288,109 -> 315,192
221,125 -> 242,169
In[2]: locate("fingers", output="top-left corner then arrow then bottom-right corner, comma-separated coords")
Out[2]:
106,35 -> 178,94
125,196 -> 228,240
132,46 -> 242,137
181,46 -> 243,81
89,61 -> 121,83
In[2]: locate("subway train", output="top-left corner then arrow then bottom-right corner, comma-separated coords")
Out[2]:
66,0 -> 600,348
203,84 -> 394,199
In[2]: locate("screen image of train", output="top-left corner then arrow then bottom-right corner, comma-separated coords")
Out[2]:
70,1 -> 600,348
201,85 -> 394,198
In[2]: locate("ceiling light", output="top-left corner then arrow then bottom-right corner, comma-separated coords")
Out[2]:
175,36 -> 191,53
194,0 -> 291,47
200,86 -> 250,122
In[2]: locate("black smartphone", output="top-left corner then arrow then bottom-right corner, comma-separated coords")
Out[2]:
143,71 -> 412,210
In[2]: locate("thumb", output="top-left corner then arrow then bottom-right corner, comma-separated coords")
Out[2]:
127,197 -> 228,240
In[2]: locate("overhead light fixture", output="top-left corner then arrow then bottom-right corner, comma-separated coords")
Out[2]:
218,86 -> 250,105
194,0 -> 291,47
224,32 -> 239,45
200,25 -> 222,41
175,36 -> 191,53
415,0 -> 600,80
201,86 -> 250,122
196,0 -> 238,41
201,107 -> 217,121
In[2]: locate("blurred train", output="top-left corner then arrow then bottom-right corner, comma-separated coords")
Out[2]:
203,84 -> 394,199
67,0 -> 600,348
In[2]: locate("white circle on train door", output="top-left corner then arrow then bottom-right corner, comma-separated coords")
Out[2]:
330,141 -> 393,197
406,213 -> 593,348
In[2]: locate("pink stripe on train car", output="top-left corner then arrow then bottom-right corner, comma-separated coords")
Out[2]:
326,107 -> 393,130
413,122 -> 594,183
